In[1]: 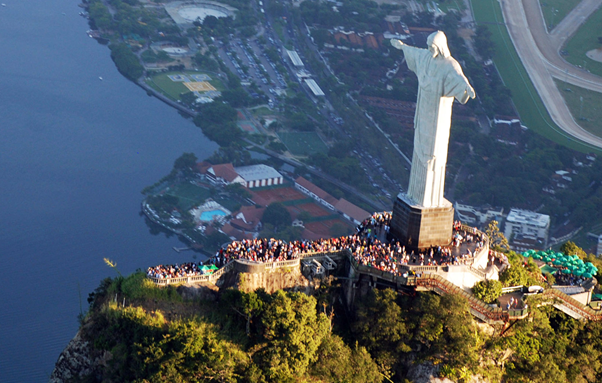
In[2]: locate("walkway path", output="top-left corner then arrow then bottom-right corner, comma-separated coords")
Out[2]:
500,0 -> 602,149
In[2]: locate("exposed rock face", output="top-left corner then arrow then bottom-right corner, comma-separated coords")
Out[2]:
177,282 -> 219,301
406,362 -> 453,383
49,328 -> 109,383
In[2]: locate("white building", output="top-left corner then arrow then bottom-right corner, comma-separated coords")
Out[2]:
304,79 -> 325,96
454,203 -> 504,227
286,49 -> 304,67
504,209 -> 550,250
295,176 -> 337,210
234,164 -> 283,188
206,163 -> 245,186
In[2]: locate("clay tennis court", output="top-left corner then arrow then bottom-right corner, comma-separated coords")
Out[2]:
305,219 -> 353,237
184,81 -> 216,92
290,203 -> 332,217
252,186 -> 307,205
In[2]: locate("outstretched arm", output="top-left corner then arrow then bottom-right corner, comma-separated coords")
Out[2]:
391,39 -> 404,50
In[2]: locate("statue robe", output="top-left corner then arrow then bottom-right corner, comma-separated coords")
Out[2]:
401,44 -> 474,208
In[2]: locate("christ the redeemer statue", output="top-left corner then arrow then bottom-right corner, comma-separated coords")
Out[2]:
391,32 -> 475,208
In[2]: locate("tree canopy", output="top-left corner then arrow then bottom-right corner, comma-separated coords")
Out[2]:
261,203 -> 292,229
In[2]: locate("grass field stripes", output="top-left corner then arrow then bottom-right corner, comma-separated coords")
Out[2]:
277,131 -> 328,156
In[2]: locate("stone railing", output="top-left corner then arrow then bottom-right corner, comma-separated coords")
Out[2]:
149,261 -> 235,286
148,250 -> 350,285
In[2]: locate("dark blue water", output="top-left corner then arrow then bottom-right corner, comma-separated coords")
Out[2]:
0,1 -> 217,381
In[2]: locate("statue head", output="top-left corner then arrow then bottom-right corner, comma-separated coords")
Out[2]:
427,31 -> 451,59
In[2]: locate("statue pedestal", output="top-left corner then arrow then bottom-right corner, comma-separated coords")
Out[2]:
389,193 -> 454,250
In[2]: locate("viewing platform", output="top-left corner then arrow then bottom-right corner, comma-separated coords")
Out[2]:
147,217 -> 601,324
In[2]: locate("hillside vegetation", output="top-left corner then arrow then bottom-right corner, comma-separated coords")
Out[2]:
61,265 -> 602,383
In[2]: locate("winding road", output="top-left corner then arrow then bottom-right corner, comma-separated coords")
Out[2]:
499,0 -> 602,149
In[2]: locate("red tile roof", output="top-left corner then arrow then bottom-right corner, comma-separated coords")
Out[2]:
221,223 -> 254,241
230,206 -> 265,231
195,161 -> 212,174
295,177 -> 338,206
210,163 -> 240,182
334,198 -> 370,223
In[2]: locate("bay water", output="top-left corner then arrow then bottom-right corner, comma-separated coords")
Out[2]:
0,1 -> 217,381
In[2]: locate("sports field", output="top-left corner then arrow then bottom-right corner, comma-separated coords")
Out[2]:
564,6 -> 602,78
164,183 -> 212,211
277,131 -> 328,156
539,0 -> 580,29
251,186 -> 308,205
291,203 -> 332,218
184,81 -> 216,92
472,0 -> 599,153
554,79 -> 602,138
146,71 -> 224,101
305,219 -> 353,237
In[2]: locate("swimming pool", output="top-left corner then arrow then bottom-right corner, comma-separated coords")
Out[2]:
200,209 -> 227,221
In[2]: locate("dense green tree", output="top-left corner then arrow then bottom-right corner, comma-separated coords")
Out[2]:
173,152 -> 198,172
472,279 -> 503,303
261,203 -> 292,229
193,102 -> 241,146
109,43 -> 144,80
474,25 -> 495,60
255,290 -> 330,381
353,288 -> 411,376
311,335 -> 383,383
88,0 -> 113,30
560,241 -> 588,258
499,263 -> 529,287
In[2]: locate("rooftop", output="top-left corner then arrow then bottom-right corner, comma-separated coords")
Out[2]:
335,198 -> 370,222
234,164 -> 282,182
304,79 -> 325,96
506,208 -> 550,228
295,176 -> 338,205
286,49 -> 304,67
209,163 -> 240,182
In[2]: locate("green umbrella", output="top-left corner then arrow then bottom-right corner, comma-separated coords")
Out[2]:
562,269 -> 571,274
200,265 -> 210,271
583,272 -> 593,278
533,254 -> 542,260
553,259 -> 563,265
209,264 -> 218,270
573,269 -> 583,277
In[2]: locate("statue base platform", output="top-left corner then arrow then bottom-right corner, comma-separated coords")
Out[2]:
389,193 -> 454,251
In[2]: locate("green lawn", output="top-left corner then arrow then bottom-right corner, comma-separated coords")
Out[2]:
145,71 -> 225,101
165,183 -> 212,211
555,79 -> 602,138
539,0 -> 581,30
277,131 -> 328,156
471,0 -> 602,154
564,6 -> 602,78
250,106 -> 276,117
214,196 -> 243,212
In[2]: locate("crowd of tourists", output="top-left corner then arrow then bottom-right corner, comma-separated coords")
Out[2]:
147,212 -> 484,280
147,262 -> 209,279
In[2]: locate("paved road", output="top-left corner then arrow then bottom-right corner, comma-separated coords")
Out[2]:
500,0 -> 602,149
